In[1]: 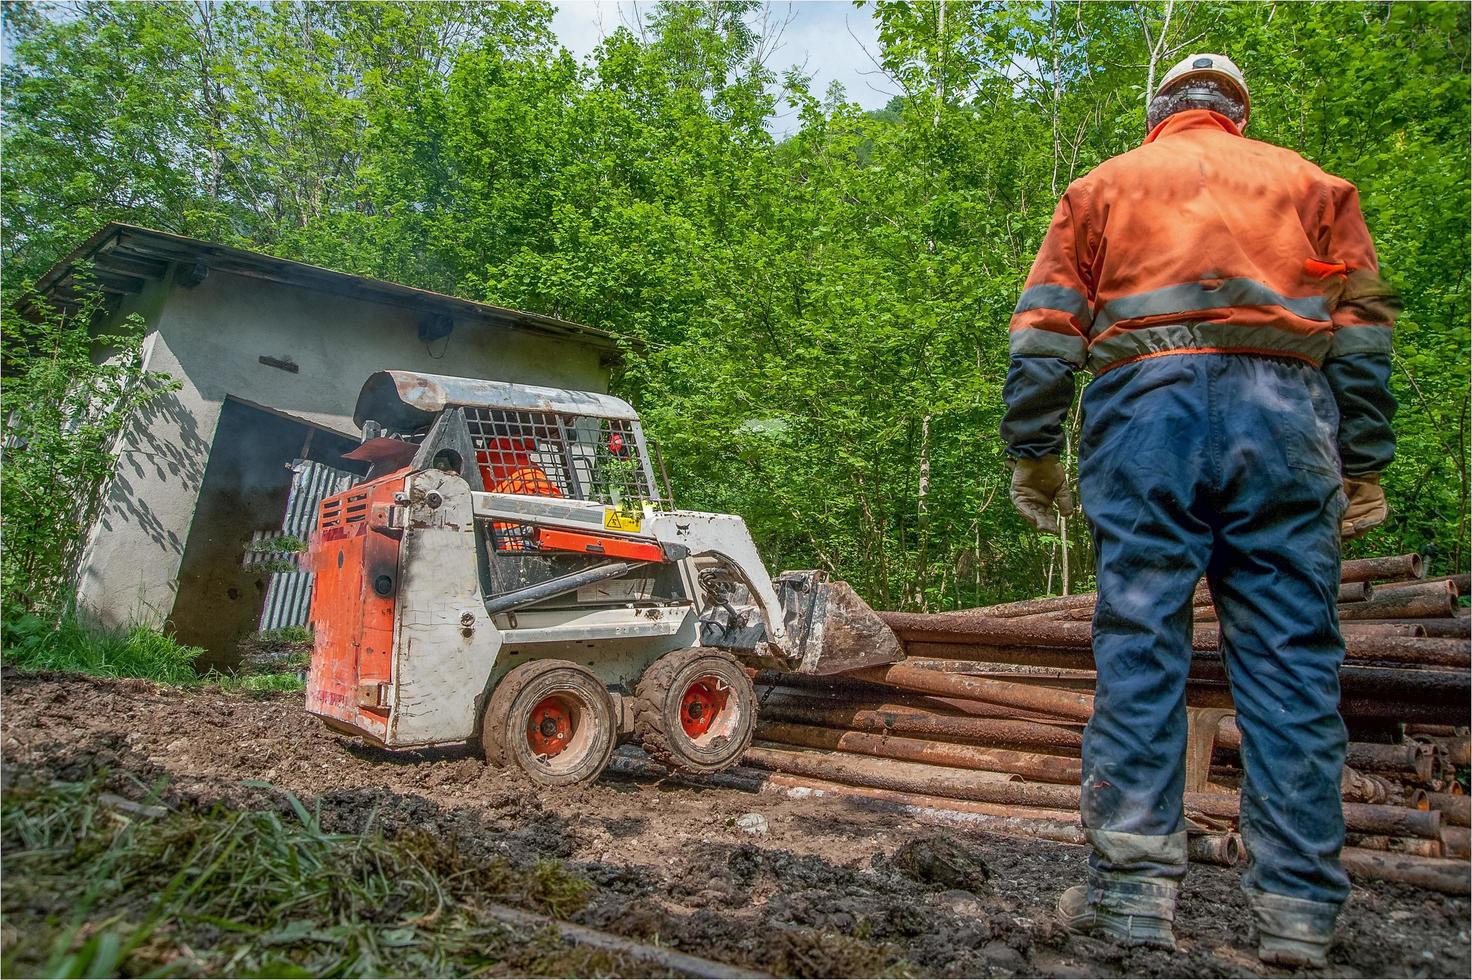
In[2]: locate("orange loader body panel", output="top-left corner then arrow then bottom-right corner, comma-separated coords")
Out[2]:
305,468 -> 408,743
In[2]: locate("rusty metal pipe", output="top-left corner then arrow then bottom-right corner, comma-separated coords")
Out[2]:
1426,792 -> 1471,828
754,720 -> 1081,783
1339,582 -> 1457,620
1439,826 -> 1470,860
742,743 -> 1087,809
1186,833 -> 1243,867
1375,574 -> 1468,596
1366,618 -> 1470,638
755,679 -> 1072,724
1346,835 -> 1444,858
755,699 -> 1086,755
1346,742 -> 1436,782
1341,802 -> 1442,840
1341,767 -> 1396,805
967,593 -> 1099,619
1339,847 -> 1469,894
1340,554 -> 1425,584
848,663 -> 1097,724
1180,796 -> 1444,842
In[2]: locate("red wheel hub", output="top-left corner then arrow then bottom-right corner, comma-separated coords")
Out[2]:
680,677 -> 729,739
527,695 -> 576,757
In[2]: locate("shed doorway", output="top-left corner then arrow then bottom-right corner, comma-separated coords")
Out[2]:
168,398 -> 363,670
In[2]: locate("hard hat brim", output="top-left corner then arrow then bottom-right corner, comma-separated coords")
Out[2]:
1155,69 -> 1251,116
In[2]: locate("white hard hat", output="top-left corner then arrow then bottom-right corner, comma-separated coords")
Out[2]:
1155,53 -> 1250,122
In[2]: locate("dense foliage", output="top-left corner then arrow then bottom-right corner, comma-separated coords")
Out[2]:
0,283 -> 175,611
4,1 -> 1468,610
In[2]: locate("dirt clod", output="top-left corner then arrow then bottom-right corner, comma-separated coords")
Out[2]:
885,833 -> 992,892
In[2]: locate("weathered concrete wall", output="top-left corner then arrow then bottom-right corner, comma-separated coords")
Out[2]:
75,266 -> 611,631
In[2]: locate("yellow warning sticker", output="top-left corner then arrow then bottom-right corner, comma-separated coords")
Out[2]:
603,509 -> 642,533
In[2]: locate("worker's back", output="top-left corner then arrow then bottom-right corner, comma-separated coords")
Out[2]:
1024,108 -> 1379,374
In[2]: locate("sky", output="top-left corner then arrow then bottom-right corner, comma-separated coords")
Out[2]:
549,0 -> 894,134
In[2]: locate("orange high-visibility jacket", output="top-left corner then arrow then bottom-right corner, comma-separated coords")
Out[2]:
1009,109 -> 1394,375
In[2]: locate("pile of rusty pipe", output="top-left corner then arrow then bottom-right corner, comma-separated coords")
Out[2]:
747,743 -> 1236,832
883,620 -> 1472,676
754,697 -> 1086,755
1426,792 -> 1471,827
1339,847 -> 1469,895
1347,742 -> 1436,782
743,743 -> 1443,854
753,720 -> 1081,783
880,612 -> 1466,665
902,636 -> 1468,670
844,662 -> 1463,750
1414,734 -> 1472,767
968,554 -> 1423,619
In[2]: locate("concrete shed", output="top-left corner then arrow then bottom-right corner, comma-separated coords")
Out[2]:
35,224 -> 619,665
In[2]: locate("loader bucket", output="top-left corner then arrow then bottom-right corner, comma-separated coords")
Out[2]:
775,571 -> 905,675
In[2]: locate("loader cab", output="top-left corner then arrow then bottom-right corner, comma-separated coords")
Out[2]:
344,371 -> 690,608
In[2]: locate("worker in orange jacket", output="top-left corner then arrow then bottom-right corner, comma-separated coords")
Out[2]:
1001,55 -> 1399,966
479,436 -> 563,551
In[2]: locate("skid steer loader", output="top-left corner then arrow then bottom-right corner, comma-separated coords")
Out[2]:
305,370 -> 902,785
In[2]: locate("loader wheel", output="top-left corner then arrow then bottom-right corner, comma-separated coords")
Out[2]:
634,649 -> 756,773
482,660 -> 616,786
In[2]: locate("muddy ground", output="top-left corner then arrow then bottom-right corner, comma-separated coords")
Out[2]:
2,670 -> 1467,978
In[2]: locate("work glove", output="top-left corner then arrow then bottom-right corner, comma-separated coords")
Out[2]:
1008,455 -> 1075,534
1342,473 -> 1388,539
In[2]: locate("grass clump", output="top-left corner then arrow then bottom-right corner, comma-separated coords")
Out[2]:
1,776 -> 619,978
1,610 -> 201,683
244,535 -> 307,554
202,670 -> 307,694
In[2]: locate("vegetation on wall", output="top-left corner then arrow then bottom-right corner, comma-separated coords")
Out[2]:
4,1 -> 1468,611
0,283 -> 177,612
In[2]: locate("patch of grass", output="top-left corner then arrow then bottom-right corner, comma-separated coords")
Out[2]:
252,625 -> 313,649
202,670 -> 307,694
3,614 -> 310,693
244,535 -> 307,554
1,611 -> 201,683
237,626 -> 313,676
244,557 -> 302,574
1,775 -> 624,978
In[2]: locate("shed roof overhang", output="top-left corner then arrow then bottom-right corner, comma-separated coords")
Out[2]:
26,223 -> 621,356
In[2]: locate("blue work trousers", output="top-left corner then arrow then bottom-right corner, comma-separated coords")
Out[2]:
1078,353 -> 1350,906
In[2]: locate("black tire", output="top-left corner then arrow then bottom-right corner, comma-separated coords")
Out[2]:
633,648 -> 756,773
481,660 -> 616,786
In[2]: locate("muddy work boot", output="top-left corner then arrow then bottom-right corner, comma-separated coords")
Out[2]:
1056,874 -> 1177,950
1249,891 -> 1338,968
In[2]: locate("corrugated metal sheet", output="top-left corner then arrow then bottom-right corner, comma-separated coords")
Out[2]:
258,459 -> 358,631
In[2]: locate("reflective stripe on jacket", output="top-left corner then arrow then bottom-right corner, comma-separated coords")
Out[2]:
1010,109 -> 1394,374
